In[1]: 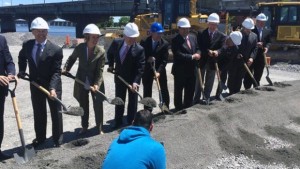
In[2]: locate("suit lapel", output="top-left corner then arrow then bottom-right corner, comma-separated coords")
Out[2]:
28,41 -> 36,66
90,45 -> 103,62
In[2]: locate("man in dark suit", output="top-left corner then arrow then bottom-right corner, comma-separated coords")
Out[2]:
140,22 -> 170,112
171,18 -> 201,111
0,35 -> 16,160
244,13 -> 271,88
195,13 -> 226,103
107,22 -> 145,129
18,17 -> 63,147
228,18 -> 258,94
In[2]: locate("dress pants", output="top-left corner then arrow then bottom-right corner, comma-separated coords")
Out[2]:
228,61 -> 246,95
174,74 -> 195,110
0,94 -> 5,149
244,56 -> 265,89
143,69 -> 170,112
79,84 -> 104,130
194,64 -> 215,103
30,85 -> 63,144
114,80 -> 138,126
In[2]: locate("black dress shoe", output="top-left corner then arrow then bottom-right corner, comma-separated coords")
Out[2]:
32,139 -> 45,148
112,123 -> 123,130
0,151 -> 11,161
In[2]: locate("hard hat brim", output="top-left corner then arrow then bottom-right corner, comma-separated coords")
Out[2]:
126,32 -> 140,38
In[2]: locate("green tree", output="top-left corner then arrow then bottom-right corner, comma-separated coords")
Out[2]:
119,16 -> 130,27
107,16 -> 114,27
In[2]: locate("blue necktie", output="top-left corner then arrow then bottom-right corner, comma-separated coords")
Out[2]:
120,45 -> 129,64
35,43 -> 42,66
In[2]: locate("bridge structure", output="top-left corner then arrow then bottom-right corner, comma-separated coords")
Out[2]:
0,0 -> 147,37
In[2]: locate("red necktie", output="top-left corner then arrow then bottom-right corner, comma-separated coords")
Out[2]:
186,36 -> 191,49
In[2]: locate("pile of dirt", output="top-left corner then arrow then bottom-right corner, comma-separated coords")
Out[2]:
1,81 -> 300,168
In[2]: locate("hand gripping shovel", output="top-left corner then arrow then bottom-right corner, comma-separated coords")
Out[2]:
196,65 -> 209,105
108,70 -> 157,108
62,72 -> 124,105
240,54 -> 259,88
21,74 -> 84,116
151,62 -> 172,114
214,60 -> 225,101
8,80 -> 35,164
263,53 -> 273,86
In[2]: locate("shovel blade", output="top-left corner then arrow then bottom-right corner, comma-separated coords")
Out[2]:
108,97 -> 124,105
139,97 -> 157,108
60,106 -> 84,116
13,146 -> 36,164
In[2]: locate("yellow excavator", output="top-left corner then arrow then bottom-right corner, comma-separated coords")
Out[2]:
133,0 -> 208,42
256,2 -> 300,50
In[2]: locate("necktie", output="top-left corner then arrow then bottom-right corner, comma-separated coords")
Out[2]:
120,45 -> 129,64
35,43 -> 42,66
186,36 -> 191,49
153,41 -> 158,51
259,28 -> 262,41
209,32 -> 213,41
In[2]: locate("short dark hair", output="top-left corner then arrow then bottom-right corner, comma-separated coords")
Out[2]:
132,109 -> 153,129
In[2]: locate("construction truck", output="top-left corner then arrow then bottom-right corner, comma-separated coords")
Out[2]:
256,2 -> 300,50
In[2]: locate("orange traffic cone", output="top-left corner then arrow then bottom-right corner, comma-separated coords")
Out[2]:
65,35 -> 70,47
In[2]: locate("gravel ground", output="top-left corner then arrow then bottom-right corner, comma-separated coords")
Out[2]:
1,32 -> 300,168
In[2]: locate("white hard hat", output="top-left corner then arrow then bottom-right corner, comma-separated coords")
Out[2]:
83,24 -> 101,35
177,18 -> 191,28
230,31 -> 243,46
242,18 -> 255,29
207,13 -> 220,23
30,17 -> 49,30
256,13 -> 268,21
123,22 -> 140,37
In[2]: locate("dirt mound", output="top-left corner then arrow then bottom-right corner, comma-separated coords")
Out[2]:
1,80 -> 300,168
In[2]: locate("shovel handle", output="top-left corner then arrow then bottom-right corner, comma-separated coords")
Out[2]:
109,71 -> 143,99
63,72 -> 109,100
10,93 -> 26,148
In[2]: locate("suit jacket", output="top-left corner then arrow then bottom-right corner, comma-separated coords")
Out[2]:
253,26 -> 271,62
171,33 -> 199,78
238,31 -> 258,62
0,35 -> 15,96
107,38 -> 145,84
64,43 -> 105,101
197,28 -> 226,69
140,36 -> 169,78
18,39 -> 62,93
